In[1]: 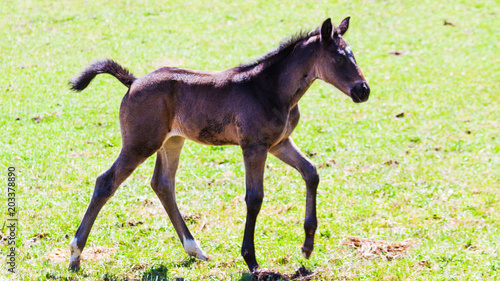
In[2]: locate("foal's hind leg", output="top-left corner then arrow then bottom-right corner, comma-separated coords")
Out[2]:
150,136 -> 209,260
69,151 -> 150,271
69,94 -> 171,271
270,137 -> 319,259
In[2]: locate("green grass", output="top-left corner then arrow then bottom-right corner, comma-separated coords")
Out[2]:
1,0 -> 499,279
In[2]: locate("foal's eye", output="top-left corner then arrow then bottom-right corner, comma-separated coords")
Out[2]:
335,56 -> 344,65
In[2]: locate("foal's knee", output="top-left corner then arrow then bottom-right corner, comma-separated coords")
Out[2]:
150,177 -> 175,199
245,190 -> 264,213
304,217 -> 318,235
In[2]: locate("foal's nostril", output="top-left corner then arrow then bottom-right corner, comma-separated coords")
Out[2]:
362,82 -> 370,96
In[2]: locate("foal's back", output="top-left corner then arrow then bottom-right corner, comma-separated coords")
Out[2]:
126,66 -> 262,146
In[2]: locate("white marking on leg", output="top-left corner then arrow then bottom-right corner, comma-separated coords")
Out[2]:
301,250 -> 309,259
69,237 -> 81,263
182,235 -> 208,260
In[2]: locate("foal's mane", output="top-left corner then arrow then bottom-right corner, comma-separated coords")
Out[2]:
236,29 -> 319,72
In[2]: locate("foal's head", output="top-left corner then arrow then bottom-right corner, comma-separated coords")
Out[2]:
315,17 -> 370,103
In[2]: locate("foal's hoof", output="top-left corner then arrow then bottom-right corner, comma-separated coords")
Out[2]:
68,259 -> 81,272
301,246 -> 313,259
183,237 -> 210,260
195,251 -> 210,261
249,264 -> 260,273
69,238 -> 82,271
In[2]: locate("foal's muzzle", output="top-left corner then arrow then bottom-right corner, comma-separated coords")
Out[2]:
350,82 -> 370,103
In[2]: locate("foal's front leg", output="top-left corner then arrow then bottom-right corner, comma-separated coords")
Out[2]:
270,138 -> 319,259
241,144 -> 268,272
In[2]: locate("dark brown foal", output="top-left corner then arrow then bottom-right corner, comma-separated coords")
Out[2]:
69,17 -> 370,272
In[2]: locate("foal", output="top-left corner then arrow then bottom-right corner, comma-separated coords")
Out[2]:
69,17 -> 370,272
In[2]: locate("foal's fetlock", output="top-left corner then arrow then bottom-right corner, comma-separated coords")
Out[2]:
68,249 -> 81,271
301,246 -> 314,259
301,238 -> 314,259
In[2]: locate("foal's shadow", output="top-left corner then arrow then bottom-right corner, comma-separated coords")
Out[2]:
141,257 -> 196,281
140,259 -> 312,281
140,264 -> 169,281
238,266 -> 314,281
229,271 -> 311,281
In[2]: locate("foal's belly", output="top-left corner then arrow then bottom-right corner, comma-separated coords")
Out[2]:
169,117 -> 240,146
167,103 -> 300,148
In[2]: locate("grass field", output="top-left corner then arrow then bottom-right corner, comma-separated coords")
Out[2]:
1,0 -> 499,280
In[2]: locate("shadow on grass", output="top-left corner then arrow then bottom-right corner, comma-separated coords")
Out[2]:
47,258 -> 311,281
111,262 -> 312,281
139,256 -> 198,281
140,257 -> 198,281
174,256 -> 197,268
237,266 -> 314,281
48,257 -> 197,281
98,264 -> 180,281
239,273 -> 256,281
140,264 -> 170,281
50,261 -> 189,281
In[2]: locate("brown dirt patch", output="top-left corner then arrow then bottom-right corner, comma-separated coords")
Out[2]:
47,248 -> 67,263
47,246 -> 116,263
342,236 -> 416,260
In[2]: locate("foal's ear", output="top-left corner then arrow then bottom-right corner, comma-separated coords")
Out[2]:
338,16 -> 350,36
320,18 -> 333,43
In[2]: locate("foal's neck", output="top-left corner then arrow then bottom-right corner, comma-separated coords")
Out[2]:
274,37 -> 320,108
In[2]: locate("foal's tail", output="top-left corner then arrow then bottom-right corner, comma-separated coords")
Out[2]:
70,59 -> 136,91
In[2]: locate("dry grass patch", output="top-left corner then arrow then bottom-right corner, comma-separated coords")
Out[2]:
342,236 -> 417,260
